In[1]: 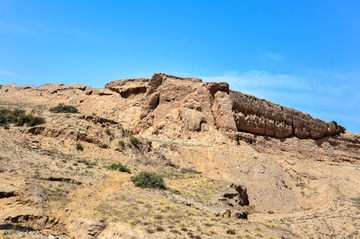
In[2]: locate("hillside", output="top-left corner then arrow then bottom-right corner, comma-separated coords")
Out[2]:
0,73 -> 359,239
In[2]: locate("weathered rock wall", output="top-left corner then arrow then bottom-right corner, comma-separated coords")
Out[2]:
1,72 -> 358,165
230,90 -> 345,139
105,73 -> 345,140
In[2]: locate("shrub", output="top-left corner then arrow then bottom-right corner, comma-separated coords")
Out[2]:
50,103 -> 79,113
118,140 -> 125,147
267,210 -> 274,214
107,163 -> 131,174
105,128 -> 111,135
171,229 -> 181,234
130,136 -> 139,146
29,116 -> 46,126
0,109 -> 45,128
75,142 -> 83,151
146,228 -> 155,234
156,226 -> 165,231
226,229 -> 236,235
331,120 -> 338,127
154,214 -> 163,219
131,171 -> 166,189
16,114 -> 33,126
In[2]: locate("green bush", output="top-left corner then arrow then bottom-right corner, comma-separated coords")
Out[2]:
118,140 -> 125,147
131,171 -> 166,189
105,128 -> 111,135
156,226 -> 165,231
29,116 -> 45,126
107,163 -> 131,174
146,228 -> 155,234
130,136 -> 139,146
50,103 -> 79,113
75,142 -> 84,151
331,120 -> 338,127
0,109 -> 45,128
226,229 -> 236,235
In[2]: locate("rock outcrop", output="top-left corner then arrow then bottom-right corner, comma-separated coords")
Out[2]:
1,72 -> 359,165
103,73 -> 357,165
105,73 -> 345,140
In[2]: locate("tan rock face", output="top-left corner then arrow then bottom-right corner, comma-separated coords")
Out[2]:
1,72 -> 358,165
230,91 -> 345,139
110,73 -> 345,141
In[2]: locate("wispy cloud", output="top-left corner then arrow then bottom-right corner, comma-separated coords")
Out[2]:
0,21 -> 40,36
174,70 -> 190,77
201,71 -> 312,92
266,53 -> 282,61
0,69 -> 34,80
201,70 -> 358,96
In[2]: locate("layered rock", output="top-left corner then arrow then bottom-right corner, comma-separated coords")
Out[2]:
231,91 -> 345,139
103,73 -> 357,165
105,73 -> 345,139
1,72 -> 359,165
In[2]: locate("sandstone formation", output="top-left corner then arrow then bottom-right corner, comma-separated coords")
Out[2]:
105,73 -> 345,139
1,75 -> 360,239
1,73 -> 358,165
104,73 -> 357,165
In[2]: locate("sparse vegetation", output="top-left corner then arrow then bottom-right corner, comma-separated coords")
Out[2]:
226,229 -> 236,235
131,171 -> 166,189
75,142 -> 84,151
331,120 -> 338,127
50,103 -> 79,113
156,226 -> 165,231
105,128 -> 111,135
0,108 -> 45,128
106,162 -> 131,174
118,140 -> 125,147
130,136 -> 140,146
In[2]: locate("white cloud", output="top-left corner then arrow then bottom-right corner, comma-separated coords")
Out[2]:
200,70 -> 359,97
266,53 -> 282,61
0,21 -> 40,36
0,69 -> 34,79
201,71 -> 312,92
173,71 -> 190,77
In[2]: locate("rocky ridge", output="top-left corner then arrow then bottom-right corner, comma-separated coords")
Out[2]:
106,73 -> 358,165
1,73 -> 359,165
1,74 -> 360,239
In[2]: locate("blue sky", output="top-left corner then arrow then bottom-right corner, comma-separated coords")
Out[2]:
1,1 -> 359,133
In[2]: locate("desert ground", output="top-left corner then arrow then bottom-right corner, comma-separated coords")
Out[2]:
1,74 -> 359,238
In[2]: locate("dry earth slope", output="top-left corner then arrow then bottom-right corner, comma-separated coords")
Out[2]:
0,73 -> 359,239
